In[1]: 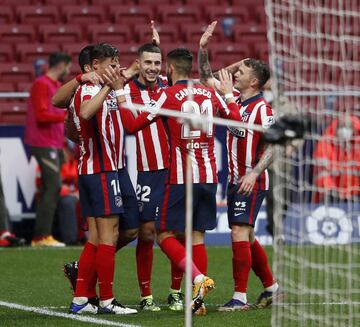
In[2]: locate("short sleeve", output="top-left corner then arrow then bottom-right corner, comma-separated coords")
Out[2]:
260,104 -> 275,129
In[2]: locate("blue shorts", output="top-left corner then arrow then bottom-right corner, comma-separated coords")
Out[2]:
227,183 -> 267,227
78,171 -> 124,218
118,168 -> 139,230
136,169 -> 168,222
157,183 -> 217,232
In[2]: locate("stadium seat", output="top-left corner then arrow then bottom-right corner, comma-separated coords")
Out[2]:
182,23 -> 224,43
16,5 -> 60,24
0,6 -> 14,24
44,0 -> 88,4
253,43 -> 269,62
160,42 -> 199,60
132,0 -> 176,5
0,44 -> 14,62
16,43 -> 60,63
91,0 -> 131,5
111,5 -> 154,25
62,5 -> 106,25
0,82 -> 16,92
159,6 -> 202,24
210,43 -> 250,66
255,5 -> 266,24
205,6 -> 250,24
0,101 -> 28,125
61,43 -> 89,59
183,0 -> 223,5
0,24 -> 36,43
17,82 -> 33,92
233,23 -> 267,42
87,24 -> 132,43
115,43 -> 139,66
136,23 -> 179,43
0,63 -> 35,83
39,24 -> 83,43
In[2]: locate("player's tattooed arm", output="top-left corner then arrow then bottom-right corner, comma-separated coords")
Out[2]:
52,72 -> 104,108
198,21 -> 221,90
253,145 -> 274,176
238,145 -> 274,196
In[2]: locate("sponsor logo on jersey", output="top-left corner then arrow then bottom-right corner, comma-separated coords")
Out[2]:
227,127 -> 246,138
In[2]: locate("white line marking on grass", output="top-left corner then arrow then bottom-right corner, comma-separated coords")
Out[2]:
0,301 -> 141,327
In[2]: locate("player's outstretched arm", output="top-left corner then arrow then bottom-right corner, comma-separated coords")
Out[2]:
151,20 -> 160,46
198,21 -> 221,90
238,145 -> 274,196
52,72 -> 104,108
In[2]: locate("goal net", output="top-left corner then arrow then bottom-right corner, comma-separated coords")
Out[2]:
265,0 -> 360,326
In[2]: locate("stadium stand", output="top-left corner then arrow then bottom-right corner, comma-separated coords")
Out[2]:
0,0 -> 270,123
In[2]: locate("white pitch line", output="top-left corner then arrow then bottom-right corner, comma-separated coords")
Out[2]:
0,300 -> 141,327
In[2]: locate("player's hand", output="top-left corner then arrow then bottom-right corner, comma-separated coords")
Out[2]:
81,72 -> 104,85
238,171 -> 258,196
199,21 -> 217,48
218,69 -> 233,96
151,20 -> 160,46
103,65 -> 126,90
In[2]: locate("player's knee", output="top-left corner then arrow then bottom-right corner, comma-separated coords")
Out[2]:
139,224 -> 156,242
156,231 -> 173,245
231,224 -> 251,242
123,228 -> 138,242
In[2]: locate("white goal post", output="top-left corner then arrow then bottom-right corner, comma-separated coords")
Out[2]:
266,1 -> 360,326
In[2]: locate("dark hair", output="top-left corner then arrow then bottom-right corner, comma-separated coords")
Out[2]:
166,48 -> 193,76
90,43 -> 119,64
48,52 -> 71,68
78,45 -> 94,72
243,58 -> 270,89
137,43 -> 161,57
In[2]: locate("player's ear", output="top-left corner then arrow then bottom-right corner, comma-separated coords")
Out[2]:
250,77 -> 259,89
84,64 -> 91,73
92,59 -> 99,70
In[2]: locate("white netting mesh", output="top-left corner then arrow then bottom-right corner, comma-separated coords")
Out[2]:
265,1 -> 360,326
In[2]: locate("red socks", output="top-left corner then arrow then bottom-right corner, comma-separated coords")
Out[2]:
75,242 -> 97,298
136,239 -> 154,297
232,241 -> 252,292
251,239 -> 274,288
160,237 -> 202,281
171,237 -> 185,290
192,244 -> 208,275
96,244 -> 116,301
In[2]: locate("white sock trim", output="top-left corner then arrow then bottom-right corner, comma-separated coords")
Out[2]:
193,274 -> 205,284
72,297 -> 88,305
265,282 -> 279,293
233,292 -> 247,304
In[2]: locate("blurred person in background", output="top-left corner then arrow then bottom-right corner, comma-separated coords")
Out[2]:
262,79 -> 303,237
36,140 -> 80,245
24,52 -> 72,247
0,160 -> 25,247
313,114 -> 360,202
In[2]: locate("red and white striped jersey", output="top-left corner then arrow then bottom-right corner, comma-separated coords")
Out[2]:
227,93 -> 274,190
71,82 -> 118,175
121,76 -> 169,172
152,80 -> 240,184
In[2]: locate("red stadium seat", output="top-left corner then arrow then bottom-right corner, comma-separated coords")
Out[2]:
182,23 -> 224,43
0,101 -> 28,125
0,6 -> 14,24
136,24 -> 179,43
0,44 -> 14,62
0,82 -> 16,92
111,5 -> 154,25
16,43 -> 60,63
16,5 -> 60,24
0,63 -> 35,83
44,0 -> 88,4
159,6 -> 202,24
205,5 -> 250,24
17,82 -> 33,92
0,24 -> 36,43
233,23 -> 267,42
0,0 -> 34,4
91,0 -> 130,5
62,43 -> 89,59
183,0 -> 222,5
115,43 -> 139,66
253,43 -> 269,62
63,5 -> 106,25
39,24 -> 83,43
255,5 -> 266,24
210,43 -> 251,66
87,24 -> 132,43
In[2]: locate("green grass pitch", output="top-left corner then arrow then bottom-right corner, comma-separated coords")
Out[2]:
0,246 -> 272,327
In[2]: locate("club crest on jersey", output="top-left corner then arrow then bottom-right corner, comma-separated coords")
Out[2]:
228,127 -> 246,138
241,111 -> 251,122
115,196 -> 123,208
107,91 -> 119,110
